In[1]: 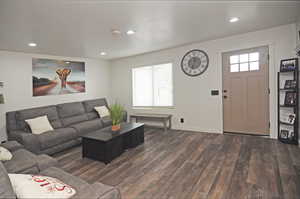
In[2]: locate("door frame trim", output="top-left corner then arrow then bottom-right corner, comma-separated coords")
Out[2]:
219,43 -> 275,138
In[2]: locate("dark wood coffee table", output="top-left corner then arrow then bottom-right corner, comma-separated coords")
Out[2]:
81,123 -> 144,164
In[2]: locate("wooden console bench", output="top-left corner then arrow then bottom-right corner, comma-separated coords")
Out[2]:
129,113 -> 172,132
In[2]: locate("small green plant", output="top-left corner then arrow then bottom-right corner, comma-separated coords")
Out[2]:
109,103 -> 124,125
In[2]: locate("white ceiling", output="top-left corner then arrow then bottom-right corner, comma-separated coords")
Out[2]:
0,0 -> 299,60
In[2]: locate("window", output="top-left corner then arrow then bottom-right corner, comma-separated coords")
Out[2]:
132,63 -> 173,107
230,52 -> 259,72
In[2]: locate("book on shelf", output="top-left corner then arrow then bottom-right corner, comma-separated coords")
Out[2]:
280,109 -> 296,124
284,80 -> 297,89
280,58 -> 298,72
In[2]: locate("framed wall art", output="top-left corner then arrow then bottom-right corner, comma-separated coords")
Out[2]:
32,58 -> 85,96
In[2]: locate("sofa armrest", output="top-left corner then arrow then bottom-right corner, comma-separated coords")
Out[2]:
0,140 -> 24,152
8,131 -> 41,154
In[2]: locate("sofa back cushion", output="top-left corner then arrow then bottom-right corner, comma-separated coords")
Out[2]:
57,102 -> 88,127
0,162 -> 16,199
83,98 -> 108,120
15,106 -> 62,132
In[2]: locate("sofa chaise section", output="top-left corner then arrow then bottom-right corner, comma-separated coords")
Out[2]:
40,167 -> 121,199
0,162 -> 121,199
0,141 -> 58,174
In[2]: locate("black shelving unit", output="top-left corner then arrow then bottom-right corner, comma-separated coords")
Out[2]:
277,58 -> 299,145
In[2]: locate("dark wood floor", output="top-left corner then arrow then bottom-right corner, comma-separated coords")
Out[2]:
53,128 -> 300,199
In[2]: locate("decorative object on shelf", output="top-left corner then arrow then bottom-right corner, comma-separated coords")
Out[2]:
109,103 -> 125,132
32,58 -> 85,97
280,129 -> 289,139
284,91 -> 297,106
280,110 -> 296,124
280,58 -> 298,72
277,57 -> 299,145
288,130 -> 295,140
284,80 -> 297,89
279,127 -> 294,140
181,49 -> 209,77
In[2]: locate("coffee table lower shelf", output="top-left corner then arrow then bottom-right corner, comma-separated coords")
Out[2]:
82,123 -> 144,164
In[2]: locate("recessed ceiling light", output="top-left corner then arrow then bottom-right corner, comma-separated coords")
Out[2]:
111,29 -> 121,35
229,17 -> 239,23
126,30 -> 136,35
100,52 -> 107,56
28,42 -> 37,47
65,61 -> 70,64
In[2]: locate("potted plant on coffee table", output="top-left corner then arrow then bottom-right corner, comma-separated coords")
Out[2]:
110,103 -> 125,131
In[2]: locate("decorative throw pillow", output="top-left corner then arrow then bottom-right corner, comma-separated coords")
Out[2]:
94,106 -> 110,118
0,146 -> 13,161
25,115 -> 54,135
8,174 -> 76,199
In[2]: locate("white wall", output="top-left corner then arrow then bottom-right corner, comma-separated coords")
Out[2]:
0,51 -> 111,141
297,19 -> 300,45
111,24 -> 297,139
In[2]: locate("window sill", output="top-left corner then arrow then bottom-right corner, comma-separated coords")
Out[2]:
132,106 -> 175,110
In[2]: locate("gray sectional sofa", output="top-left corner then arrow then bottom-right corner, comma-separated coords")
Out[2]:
6,98 -> 127,155
0,141 -> 121,199
0,141 -> 58,174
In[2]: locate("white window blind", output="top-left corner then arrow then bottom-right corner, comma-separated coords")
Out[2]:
132,63 -> 173,107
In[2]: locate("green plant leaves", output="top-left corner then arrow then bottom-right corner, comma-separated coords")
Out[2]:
109,103 -> 124,125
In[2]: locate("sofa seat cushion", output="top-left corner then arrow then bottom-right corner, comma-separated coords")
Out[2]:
37,128 -> 78,150
101,116 -> 113,127
0,162 -> 16,199
40,167 -> 89,194
3,149 -> 37,173
71,119 -> 103,136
